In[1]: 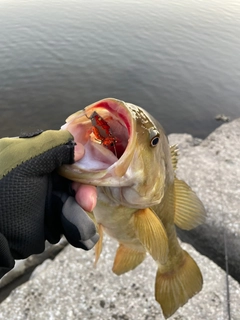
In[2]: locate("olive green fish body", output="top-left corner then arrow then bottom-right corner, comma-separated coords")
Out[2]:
60,98 -> 206,318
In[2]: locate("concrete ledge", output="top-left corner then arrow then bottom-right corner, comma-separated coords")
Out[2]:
0,238 -> 239,319
169,118 -> 240,282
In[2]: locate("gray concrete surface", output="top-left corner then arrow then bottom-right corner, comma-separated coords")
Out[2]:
0,238 -> 239,320
169,118 -> 240,282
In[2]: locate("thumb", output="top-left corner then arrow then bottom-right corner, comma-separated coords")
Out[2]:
61,197 -> 99,250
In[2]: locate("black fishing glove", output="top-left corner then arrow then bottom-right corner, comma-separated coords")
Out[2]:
0,130 -> 98,278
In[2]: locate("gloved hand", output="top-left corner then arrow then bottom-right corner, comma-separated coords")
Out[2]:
0,130 -> 99,278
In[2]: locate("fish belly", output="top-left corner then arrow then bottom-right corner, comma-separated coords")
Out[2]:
93,200 -> 144,250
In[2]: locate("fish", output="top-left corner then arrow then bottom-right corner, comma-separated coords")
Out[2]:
59,98 -> 206,318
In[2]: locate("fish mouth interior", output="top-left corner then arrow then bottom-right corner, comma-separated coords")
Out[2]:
65,99 -> 131,171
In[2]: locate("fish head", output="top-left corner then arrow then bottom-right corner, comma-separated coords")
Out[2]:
60,98 -> 174,208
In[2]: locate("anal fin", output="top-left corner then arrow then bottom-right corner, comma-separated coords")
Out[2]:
155,250 -> 203,319
174,178 -> 206,230
133,208 -> 168,264
112,244 -> 146,275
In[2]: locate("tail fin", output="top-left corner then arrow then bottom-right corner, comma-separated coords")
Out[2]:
155,250 -> 203,319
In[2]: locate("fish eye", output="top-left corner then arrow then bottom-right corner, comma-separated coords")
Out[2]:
149,129 -> 160,147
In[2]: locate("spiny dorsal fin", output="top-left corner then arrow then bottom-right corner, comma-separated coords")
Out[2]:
133,208 -> 169,263
112,244 -> 146,275
174,178 -> 206,230
94,224 -> 103,267
170,145 -> 178,172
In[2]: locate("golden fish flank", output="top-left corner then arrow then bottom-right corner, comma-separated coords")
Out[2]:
59,98 -> 206,319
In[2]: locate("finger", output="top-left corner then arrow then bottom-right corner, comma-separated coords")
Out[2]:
72,183 -> 97,212
74,143 -> 85,162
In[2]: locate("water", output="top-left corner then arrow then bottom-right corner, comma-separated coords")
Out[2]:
0,0 -> 240,139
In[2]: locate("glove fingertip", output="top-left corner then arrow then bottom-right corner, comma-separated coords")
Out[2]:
74,234 -> 100,251
62,197 -> 97,241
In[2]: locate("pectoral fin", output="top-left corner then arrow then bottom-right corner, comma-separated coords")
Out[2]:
133,208 -> 168,263
112,244 -> 146,275
94,223 -> 103,267
85,212 -> 103,267
174,178 -> 206,230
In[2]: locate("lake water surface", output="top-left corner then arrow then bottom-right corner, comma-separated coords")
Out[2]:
0,0 -> 240,138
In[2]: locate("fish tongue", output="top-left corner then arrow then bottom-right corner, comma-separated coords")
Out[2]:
76,139 -> 118,170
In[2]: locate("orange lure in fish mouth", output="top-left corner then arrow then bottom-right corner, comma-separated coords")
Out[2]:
60,98 -> 138,185
83,102 -> 130,159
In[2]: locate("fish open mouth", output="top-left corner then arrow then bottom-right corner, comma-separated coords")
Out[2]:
61,98 -> 134,172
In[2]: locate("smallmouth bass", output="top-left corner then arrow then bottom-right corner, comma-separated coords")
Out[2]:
59,98 -> 206,318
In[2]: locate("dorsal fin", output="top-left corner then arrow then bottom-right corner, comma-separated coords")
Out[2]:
170,145 -> 178,172
174,178 -> 206,230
